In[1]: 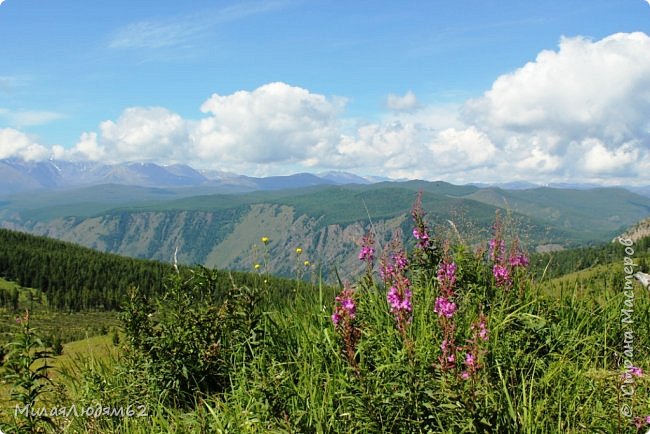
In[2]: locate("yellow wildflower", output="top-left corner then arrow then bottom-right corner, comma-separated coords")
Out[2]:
261,236 -> 269,244
296,247 -> 303,254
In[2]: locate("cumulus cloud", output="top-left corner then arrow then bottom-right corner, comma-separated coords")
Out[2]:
0,128 -> 50,161
57,132 -> 106,162
99,107 -> 189,163
386,90 -> 419,111
458,32 -> 650,183
55,107 -> 190,164
193,82 -> 344,166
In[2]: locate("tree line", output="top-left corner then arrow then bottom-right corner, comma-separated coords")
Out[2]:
0,228 -> 318,312
529,235 -> 649,279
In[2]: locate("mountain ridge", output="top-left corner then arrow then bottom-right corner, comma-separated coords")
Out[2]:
2,158 -> 650,197
0,158 -> 375,196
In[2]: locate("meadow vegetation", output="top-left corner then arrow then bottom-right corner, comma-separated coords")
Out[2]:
1,193 -> 649,433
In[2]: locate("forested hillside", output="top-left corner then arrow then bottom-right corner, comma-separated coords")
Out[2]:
0,229 -> 311,312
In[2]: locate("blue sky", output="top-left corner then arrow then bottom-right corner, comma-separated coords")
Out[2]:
1,0 -> 650,184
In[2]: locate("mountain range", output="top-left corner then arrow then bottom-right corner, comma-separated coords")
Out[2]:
1,158 -> 649,279
2,158 -> 649,198
0,158 -> 377,196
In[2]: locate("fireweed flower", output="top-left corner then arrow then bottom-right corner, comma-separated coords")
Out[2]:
478,321 -> 488,341
332,286 -> 356,327
435,243 -> 461,372
379,264 -> 394,281
358,231 -> 376,283
488,238 -> 505,263
381,236 -> 413,334
509,254 -> 529,268
411,191 -> 432,250
358,231 -> 375,265
493,264 -> 511,287
460,352 -> 480,381
465,352 -> 476,368
437,261 -> 457,294
331,283 -> 361,371
412,227 -> 430,248
358,245 -> 374,261
459,314 -> 489,380
393,252 -> 408,270
387,285 -> 413,314
434,296 -> 457,318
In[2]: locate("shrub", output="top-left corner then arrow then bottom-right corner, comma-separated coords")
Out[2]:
119,266 -> 264,408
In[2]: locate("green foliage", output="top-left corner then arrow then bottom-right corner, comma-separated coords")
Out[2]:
111,328 -> 120,346
3,310 -> 56,433
119,267 -> 265,407
0,228 -> 171,311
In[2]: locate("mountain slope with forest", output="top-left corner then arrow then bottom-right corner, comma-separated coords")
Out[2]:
1,182 -> 649,278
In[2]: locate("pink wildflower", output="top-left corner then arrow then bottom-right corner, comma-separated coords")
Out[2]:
434,296 -> 457,318
465,352 -> 476,369
437,261 -> 457,292
387,285 -> 413,314
493,264 -> 511,287
509,254 -> 529,268
629,366 -> 643,377
332,286 -> 357,328
393,252 -> 408,270
488,238 -> 505,262
358,245 -> 374,261
478,321 -> 488,341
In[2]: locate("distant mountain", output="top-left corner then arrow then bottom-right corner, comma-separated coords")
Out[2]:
317,171 -> 373,185
3,158 -> 649,198
470,181 -> 540,190
626,185 -> 650,198
0,158 -> 376,196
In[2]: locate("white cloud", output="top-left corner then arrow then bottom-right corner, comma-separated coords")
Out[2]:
98,107 -> 189,163
60,132 -> 107,162
193,82 -> 344,167
386,90 -> 419,111
579,139 -> 641,175
459,32 -> 650,183
0,128 -> 49,161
